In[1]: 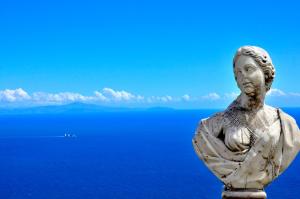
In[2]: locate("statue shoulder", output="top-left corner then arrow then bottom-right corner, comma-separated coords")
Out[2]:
197,111 -> 225,137
277,108 -> 300,166
278,108 -> 298,126
200,111 -> 225,125
264,105 -> 281,121
263,105 -> 298,128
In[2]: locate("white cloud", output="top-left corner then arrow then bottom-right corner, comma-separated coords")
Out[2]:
94,91 -> 109,102
182,94 -> 190,101
0,88 -> 145,105
136,95 -> 144,101
202,92 -> 221,100
161,95 -> 172,102
0,88 -> 31,102
290,92 -> 300,97
146,95 -> 173,103
224,92 -> 239,99
32,92 -> 93,104
267,88 -> 286,97
102,88 -> 136,101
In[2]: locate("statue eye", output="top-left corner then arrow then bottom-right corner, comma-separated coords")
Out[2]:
245,65 -> 255,72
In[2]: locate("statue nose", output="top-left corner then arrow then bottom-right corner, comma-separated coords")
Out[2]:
240,70 -> 249,78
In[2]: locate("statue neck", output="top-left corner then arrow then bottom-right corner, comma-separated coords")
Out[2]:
239,92 -> 265,111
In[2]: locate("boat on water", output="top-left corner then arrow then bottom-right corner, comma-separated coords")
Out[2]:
64,133 -> 77,138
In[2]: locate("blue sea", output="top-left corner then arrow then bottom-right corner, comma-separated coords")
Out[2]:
0,108 -> 299,199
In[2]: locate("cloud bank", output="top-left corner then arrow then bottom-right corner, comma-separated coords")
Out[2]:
0,88 -> 31,102
0,87 -> 299,107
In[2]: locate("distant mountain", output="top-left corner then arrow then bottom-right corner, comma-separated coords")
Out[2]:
0,103 -> 175,115
146,106 -> 176,112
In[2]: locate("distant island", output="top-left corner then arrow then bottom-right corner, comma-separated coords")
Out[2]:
0,102 -> 178,115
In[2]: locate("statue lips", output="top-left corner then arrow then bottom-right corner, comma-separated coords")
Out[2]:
242,82 -> 253,87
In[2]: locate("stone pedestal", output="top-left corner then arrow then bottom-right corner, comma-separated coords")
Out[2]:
222,188 -> 267,199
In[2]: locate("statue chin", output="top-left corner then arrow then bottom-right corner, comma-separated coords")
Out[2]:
243,87 -> 255,94
244,90 -> 256,97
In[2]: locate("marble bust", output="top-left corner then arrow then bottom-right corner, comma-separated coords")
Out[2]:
192,46 -> 300,198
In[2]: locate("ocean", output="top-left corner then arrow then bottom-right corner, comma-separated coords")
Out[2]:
0,108 -> 299,199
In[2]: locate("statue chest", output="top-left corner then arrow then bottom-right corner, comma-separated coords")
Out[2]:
223,117 -> 281,152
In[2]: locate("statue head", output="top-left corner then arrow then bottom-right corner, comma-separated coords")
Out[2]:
233,46 -> 275,94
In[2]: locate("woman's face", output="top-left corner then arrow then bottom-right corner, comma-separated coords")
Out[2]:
234,55 -> 265,96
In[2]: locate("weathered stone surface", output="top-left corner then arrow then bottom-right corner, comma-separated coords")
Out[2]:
192,46 -> 300,198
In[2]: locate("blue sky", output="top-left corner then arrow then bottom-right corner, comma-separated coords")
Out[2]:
0,0 -> 300,108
